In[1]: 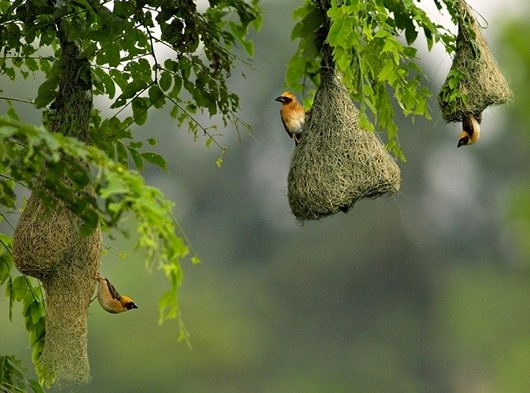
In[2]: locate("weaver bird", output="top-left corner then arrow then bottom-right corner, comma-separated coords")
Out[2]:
94,272 -> 138,314
275,91 -> 306,145
457,113 -> 481,148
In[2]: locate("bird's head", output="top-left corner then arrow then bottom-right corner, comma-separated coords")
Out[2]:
275,91 -> 297,105
120,295 -> 138,310
457,132 -> 470,148
458,114 -> 481,148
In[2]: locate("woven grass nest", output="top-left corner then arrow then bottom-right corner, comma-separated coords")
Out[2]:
287,68 -> 401,221
13,182 -> 101,386
438,0 -> 512,122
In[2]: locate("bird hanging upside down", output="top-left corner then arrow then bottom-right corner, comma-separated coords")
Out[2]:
457,113 -> 481,148
275,91 -> 306,145
94,272 -> 138,314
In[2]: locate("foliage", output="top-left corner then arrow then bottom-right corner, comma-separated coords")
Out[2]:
0,0 -> 262,162
285,0 -> 459,160
0,233 -> 45,393
0,0 -> 261,387
0,355 -> 45,393
0,115 -> 196,384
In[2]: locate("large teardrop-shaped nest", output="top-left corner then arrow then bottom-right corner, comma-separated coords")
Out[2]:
13,182 -> 101,386
287,69 -> 401,222
438,0 -> 512,122
13,191 -> 78,280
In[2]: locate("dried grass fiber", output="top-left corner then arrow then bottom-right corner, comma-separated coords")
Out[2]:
438,0 -> 512,122
13,186 -> 101,386
287,68 -> 401,221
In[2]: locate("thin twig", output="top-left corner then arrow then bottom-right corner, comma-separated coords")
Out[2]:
0,174 -> 29,189
0,96 -> 34,105
164,95 -> 225,151
0,213 -> 15,231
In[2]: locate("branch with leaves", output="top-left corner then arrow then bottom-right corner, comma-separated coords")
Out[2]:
0,0 -> 261,388
285,0 -> 459,160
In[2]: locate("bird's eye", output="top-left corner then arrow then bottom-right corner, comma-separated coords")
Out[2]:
457,136 -> 469,148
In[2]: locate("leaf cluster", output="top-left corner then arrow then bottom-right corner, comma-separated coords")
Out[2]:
0,355 -> 44,393
0,115 -> 192,325
0,0 -> 261,387
0,234 -> 45,392
286,0 -> 457,160
0,0 -> 262,159
0,0 -> 261,317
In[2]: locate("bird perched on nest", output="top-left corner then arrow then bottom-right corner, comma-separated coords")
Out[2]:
275,91 -> 306,145
457,113 -> 481,147
94,272 -> 138,314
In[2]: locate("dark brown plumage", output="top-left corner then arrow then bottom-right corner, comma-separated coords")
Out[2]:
457,113 -> 481,147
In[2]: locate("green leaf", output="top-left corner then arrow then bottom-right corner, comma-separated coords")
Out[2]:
7,106 -> 21,121
25,57 -> 39,72
34,76 -> 59,108
80,42 -> 98,59
130,58 -> 152,82
92,68 -> 116,98
128,146 -> 144,172
105,42 -> 122,67
141,152 -> 168,171
28,379 -> 45,393
240,38 -> 254,56
148,85 -> 166,109
12,275 -> 28,301
158,290 -> 178,324
328,12 -> 356,46
159,71 -> 172,91
132,97 -> 149,125
0,253 -> 12,285
116,141 -> 128,165
291,5 -> 322,39
111,80 -> 148,108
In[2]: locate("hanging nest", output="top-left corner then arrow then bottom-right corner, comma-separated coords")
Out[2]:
438,0 -> 512,122
11,36 -> 101,386
287,68 -> 401,221
13,182 -> 101,386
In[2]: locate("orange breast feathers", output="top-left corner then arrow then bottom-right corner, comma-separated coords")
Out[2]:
275,92 -> 306,145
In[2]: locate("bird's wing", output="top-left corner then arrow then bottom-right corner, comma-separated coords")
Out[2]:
280,111 -> 293,139
462,115 -> 475,137
105,278 -> 122,301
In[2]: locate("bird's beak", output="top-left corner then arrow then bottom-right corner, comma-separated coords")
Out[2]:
275,96 -> 284,103
457,137 -> 468,148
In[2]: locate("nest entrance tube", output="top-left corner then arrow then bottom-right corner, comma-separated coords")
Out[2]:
287,68 -> 401,222
438,0 -> 512,122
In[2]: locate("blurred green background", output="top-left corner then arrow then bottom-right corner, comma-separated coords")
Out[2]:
2,1 -> 530,392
